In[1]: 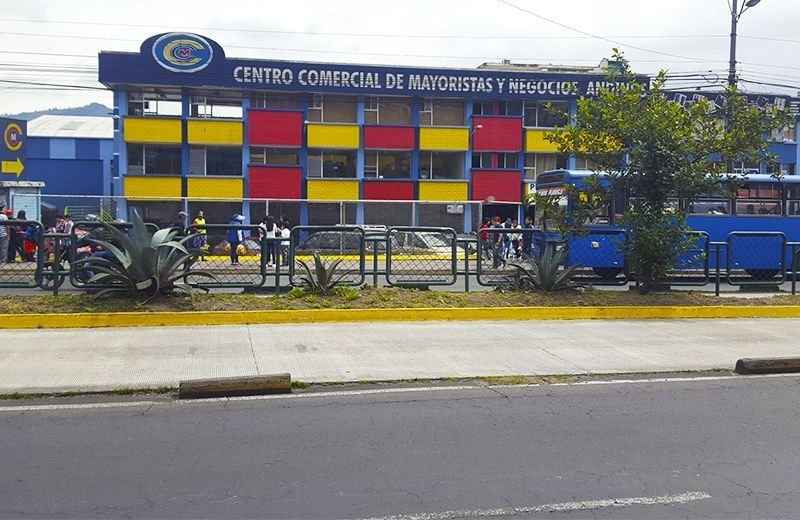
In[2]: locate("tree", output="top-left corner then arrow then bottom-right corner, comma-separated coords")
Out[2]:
546,50 -> 794,291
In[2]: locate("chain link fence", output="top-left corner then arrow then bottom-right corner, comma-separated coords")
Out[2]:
289,226 -> 366,287
726,231 -> 788,286
0,220 -> 44,288
386,227 -> 458,287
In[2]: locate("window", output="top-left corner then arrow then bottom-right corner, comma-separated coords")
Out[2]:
128,90 -> 182,117
524,101 -> 569,127
472,101 -> 493,116
688,199 -> 731,215
574,156 -> 600,171
787,185 -> 800,216
766,162 -> 796,176
127,144 -> 181,175
735,182 -> 782,216
732,161 -> 760,175
499,100 -> 522,116
471,152 -> 493,169
251,92 -> 302,109
363,97 -> 412,125
420,99 -> 465,126
307,150 -> 357,178
496,153 -> 519,169
305,94 -> 357,123
524,153 -> 568,179
249,147 -> 300,165
419,152 -> 465,180
771,125 -> 797,143
364,151 -> 411,179
189,146 -> 242,176
190,94 -> 243,118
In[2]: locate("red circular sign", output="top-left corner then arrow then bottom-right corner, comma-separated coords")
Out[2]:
4,123 -> 22,151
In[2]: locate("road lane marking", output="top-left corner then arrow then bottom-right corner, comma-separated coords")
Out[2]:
0,372 -> 797,413
351,491 -> 712,520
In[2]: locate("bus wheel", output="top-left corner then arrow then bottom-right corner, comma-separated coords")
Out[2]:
744,269 -> 779,280
592,268 -> 623,279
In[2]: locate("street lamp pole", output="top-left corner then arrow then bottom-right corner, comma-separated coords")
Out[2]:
728,0 -> 762,89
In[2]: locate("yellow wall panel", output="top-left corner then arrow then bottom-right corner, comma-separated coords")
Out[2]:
418,127 -> 469,151
525,129 -> 559,152
418,181 -> 469,201
124,117 -> 182,144
187,177 -> 243,199
124,176 -> 182,200
307,124 -> 360,149
307,180 -> 359,200
187,120 -> 243,145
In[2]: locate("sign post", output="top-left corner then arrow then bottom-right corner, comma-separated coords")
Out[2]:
0,117 -> 26,179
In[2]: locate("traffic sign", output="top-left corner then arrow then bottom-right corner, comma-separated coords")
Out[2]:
0,117 -> 26,178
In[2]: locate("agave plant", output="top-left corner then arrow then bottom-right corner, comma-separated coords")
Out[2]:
295,251 -> 349,295
73,211 -> 216,302
508,244 -> 582,292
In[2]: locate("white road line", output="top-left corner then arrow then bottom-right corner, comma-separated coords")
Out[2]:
351,491 -> 712,520
0,372 -> 796,413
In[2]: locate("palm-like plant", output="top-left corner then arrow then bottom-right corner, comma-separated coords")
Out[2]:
295,251 -> 349,295
508,244 -> 582,292
73,211 -> 216,302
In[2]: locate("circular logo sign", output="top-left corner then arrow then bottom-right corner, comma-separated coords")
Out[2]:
4,123 -> 22,151
152,33 -> 213,73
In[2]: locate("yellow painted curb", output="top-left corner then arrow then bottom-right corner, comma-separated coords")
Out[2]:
2,305 -> 800,329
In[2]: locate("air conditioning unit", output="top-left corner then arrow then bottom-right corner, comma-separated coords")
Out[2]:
446,204 -> 464,215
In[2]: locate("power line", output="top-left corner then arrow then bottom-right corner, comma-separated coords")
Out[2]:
494,0 -> 717,63
0,17 -> 731,40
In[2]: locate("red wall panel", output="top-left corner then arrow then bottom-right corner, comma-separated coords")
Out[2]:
363,180 -> 415,200
472,116 -> 523,152
364,126 -> 416,149
248,110 -> 303,147
249,166 -> 302,199
471,170 -> 522,203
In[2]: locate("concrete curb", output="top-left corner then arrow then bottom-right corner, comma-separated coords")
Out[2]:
2,305 -> 800,329
735,358 -> 800,375
178,373 -> 291,399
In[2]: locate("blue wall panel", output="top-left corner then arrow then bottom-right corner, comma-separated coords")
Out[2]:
27,137 -> 50,159
75,139 -> 101,159
769,143 -> 796,164
49,139 -> 76,159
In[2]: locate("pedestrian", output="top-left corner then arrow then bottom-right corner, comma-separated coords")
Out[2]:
226,213 -> 246,267
280,221 -> 291,266
479,219 -> 493,262
191,211 -> 207,260
510,220 -> 522,259
171,211 -> 188,234
521,216 -> 534,257
260,215 -> 278,267
0,203 -> 8,264
492,219 -> 506,268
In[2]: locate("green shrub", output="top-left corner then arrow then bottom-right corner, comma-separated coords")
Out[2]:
295,251 -> 348,295
508,244 -> 581,292
73,211 -> 215,303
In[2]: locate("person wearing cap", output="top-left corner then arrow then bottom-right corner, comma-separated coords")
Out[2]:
226,213 -> 246,266
191,210 -> 207,260
0,203 -> 8,264
171,211 -> 188,235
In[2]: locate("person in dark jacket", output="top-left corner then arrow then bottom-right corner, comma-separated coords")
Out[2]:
226,214 -> 246,266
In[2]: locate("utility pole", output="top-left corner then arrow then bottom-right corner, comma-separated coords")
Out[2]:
729,0 -> 762,89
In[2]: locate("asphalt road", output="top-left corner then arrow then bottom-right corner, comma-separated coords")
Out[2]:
2,375 -> 799,519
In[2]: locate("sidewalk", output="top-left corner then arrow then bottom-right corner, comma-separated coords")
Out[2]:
1,319 -> 799,393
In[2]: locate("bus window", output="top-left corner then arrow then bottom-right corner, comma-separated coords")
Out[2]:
737,182 -> 781,200
688,199 -> 730,215
627,197 -> 680,213
787,186 -> 800,217
735,200 -> 782,216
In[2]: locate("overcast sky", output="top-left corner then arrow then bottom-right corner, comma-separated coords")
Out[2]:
1,0 -> 799,115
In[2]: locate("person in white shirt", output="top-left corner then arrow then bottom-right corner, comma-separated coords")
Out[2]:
0,203 -> 8,264
280,222 -> 291,267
